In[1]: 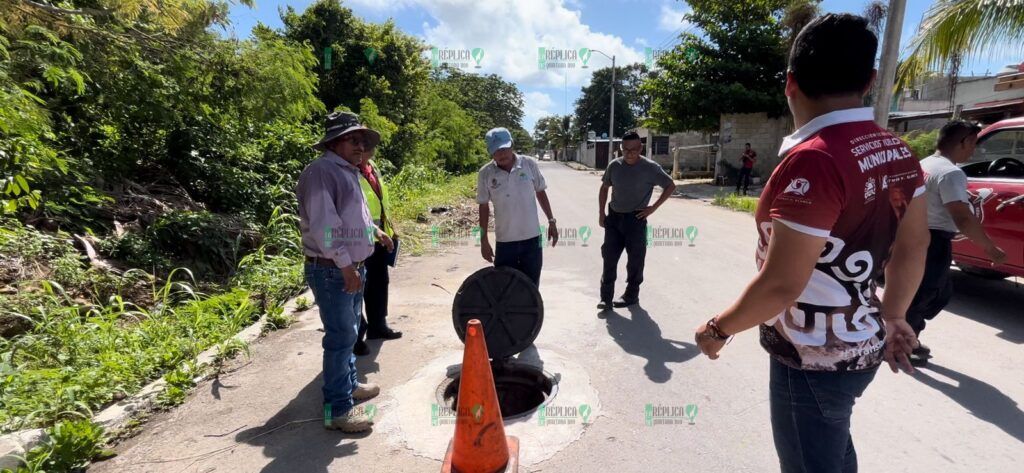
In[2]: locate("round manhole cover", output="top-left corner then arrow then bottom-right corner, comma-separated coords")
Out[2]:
452,267 -> 544,359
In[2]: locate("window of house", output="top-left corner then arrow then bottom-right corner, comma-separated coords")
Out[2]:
651,136 -> 670,156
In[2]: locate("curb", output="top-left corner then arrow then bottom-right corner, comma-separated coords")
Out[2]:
0,288 -> 312,469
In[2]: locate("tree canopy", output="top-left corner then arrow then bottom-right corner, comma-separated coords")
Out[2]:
642,0 -> 792,132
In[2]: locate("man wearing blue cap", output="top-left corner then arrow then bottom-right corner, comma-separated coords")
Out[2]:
477,127 -> 558,286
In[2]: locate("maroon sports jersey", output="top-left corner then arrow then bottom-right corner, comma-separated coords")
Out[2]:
754,107 -> 925,371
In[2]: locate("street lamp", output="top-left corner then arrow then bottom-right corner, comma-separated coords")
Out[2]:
590,49 -> 615,165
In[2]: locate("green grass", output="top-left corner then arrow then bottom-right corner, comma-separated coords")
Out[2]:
713,193 -> 759,214
0,280 -> 262,432
388,170 -> 477,256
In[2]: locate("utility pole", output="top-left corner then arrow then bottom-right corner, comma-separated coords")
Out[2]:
592,50 -> 616,164
874,0 -> 907,128
609,55 -> 616,164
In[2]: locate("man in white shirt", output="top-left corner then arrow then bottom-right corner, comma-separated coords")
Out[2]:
908,120 -> 1006,366
477,127 -> 558,286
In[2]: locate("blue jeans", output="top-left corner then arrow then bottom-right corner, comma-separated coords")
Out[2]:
494,236 -> 543,287
769,358 -> 878,473
304,263 -> 365,417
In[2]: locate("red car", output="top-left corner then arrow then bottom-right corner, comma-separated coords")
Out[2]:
953,117 -> 1024,279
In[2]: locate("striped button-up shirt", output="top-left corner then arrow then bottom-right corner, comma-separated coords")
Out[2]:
296,151 -> 375,268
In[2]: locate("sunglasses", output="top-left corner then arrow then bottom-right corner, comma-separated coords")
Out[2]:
339,135 -> 371,147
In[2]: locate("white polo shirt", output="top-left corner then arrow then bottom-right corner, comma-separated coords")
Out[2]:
476,155 -> 547,242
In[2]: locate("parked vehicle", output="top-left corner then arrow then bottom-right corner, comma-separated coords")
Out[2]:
953,117 -> 1024,279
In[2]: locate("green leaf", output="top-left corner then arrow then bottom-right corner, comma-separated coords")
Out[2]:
15,175 -> 30,193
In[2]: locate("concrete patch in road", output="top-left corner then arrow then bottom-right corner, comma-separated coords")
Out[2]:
376,347 -> 599,466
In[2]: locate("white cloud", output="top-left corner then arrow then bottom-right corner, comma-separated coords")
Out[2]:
658,2 -> 689,32
522,91 -> 555,134
352,0 -> 645,90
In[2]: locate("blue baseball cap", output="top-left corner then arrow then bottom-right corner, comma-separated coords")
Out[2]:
485,127 -> 514,156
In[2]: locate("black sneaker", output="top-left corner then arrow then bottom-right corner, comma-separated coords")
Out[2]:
909,343 -> 931,367
367,329 -> 402,340
612,297 -> 638,308
596,300 -> 612,310
353,341 -> 370,356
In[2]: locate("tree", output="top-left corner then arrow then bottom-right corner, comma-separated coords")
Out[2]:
431,65 -> 532,153
281,0 -> 429,126
642,0 -> 792,132
897,0 -> 1024,90
574,63 -> 651,139
433,66 -> 524,131
407,84 -> 488,173
533,115 -> 573,160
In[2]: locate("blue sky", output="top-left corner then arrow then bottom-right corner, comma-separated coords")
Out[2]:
225,0 -> 1022,133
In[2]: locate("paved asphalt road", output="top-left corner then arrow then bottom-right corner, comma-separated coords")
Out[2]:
93,161 -> 1024,472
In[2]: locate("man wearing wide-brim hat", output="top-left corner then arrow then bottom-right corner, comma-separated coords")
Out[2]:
297,111 -> 394,433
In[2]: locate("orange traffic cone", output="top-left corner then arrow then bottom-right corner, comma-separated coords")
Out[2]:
441,319 -> 519,473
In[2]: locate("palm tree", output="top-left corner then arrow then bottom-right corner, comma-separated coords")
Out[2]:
897,0 -> 1024,90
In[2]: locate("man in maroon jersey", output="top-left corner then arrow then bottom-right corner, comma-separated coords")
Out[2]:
694,14 -> 929,473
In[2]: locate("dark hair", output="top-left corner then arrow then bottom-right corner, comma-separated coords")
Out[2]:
622,131 -> 641,141
745,142 -> 751,146
789,14 -> 878,99
937,120 -> 982,152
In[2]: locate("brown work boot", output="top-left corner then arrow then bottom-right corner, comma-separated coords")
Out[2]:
352,382 -> 380,401
325,407 -> 374,433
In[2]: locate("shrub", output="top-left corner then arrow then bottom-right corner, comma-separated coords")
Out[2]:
901,129 -> 939,160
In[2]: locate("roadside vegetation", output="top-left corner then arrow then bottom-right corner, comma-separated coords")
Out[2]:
0,0 -> 521,470
713,193 -> 759,214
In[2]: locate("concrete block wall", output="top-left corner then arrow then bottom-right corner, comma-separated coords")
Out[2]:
719,112 -> 793,179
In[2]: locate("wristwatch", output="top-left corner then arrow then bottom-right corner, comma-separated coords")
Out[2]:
705,317 -> 730,341
548,218 -> 557,224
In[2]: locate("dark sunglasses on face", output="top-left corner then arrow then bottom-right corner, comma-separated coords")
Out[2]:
340,135 -> 370,147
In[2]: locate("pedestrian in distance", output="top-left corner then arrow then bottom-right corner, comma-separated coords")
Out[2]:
695,14 -> 927,473
737,142 -> 757,195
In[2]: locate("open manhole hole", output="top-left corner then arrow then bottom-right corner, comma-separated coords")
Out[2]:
436,362 -> 558,420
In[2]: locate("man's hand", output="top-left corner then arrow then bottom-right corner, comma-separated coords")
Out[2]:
342,265 -> 362,294
694,323 -> 727,360
481,239 -> 494,263
376,229 -> 395,252
635,205 -> 657,220
547,223 -> 559,247
598,213 -> 606,228
985,244 -> 1007,266
882,317 -> 918,374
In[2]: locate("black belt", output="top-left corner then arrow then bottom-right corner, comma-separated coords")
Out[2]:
305,256 -> 364,269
